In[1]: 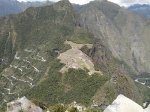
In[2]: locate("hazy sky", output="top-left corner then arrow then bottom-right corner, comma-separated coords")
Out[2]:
17,0 -> 150,6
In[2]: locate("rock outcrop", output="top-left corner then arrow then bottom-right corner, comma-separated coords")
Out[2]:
104,94 -> 150,112
7,96 -> 43,112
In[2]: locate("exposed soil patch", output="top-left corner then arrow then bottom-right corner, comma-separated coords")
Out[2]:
57,41 -> 102,75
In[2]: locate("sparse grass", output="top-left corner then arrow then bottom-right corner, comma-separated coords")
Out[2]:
79,60 -> 87,69
66,27 -> 95,44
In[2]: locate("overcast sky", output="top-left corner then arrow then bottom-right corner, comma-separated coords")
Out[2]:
17,0 -> 150,7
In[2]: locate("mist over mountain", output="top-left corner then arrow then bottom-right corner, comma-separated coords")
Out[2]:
0,0 -> 150,111
128,4 -> 150,18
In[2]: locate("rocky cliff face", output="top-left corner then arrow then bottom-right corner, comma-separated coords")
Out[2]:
7,96 -> 43,112
79,0 -> 150,74
104,94 -> 150,112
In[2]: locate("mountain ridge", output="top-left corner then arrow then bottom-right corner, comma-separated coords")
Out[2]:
128,4 -> 150,18
0,0 -> 53,17
79,0 -> 150,74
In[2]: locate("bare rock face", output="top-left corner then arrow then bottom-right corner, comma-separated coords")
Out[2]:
7,96 -> 43,112
79,0 -> 150,74
104,94 -> 150,112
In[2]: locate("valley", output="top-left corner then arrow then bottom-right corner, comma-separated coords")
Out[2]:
135,78 -> 150,88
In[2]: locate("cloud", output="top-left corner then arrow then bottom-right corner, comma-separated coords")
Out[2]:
17,0 -> 150,6
108,0 -> 150,7
69,0 -> 95,5
17,0 -> 94,4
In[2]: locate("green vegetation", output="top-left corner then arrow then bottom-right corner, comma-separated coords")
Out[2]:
68,107 -> 78,112
63,69 -> 109,106
136,83 -> 150,103
0,1 -> 108,108
25,68 -> 109,106
49,104 -> 66,112
0,0 -> 78,105
0,18 -> 16,72
85,108 -> 102,112
32,99 -> 48,110
80,45 -> 91,55
66,27 -> 95,44
0,0 -> 149,111
0,107 -> 4,112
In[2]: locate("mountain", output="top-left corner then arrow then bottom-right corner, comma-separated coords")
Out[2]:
79,1 -> 150,94
72,4 -> 82,12
128,4 -> 150,18
0,0 -> 53,17
79,0 -> 150,75
0,0 -> 150,111
0,0 -> 20,17
19,0 -> 53,12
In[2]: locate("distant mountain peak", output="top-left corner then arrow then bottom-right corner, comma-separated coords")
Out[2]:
62,0 -> 69,2
128,4 -> 150,18
58,0 -> 71,4
53,0 -> 73,11
129,4 -> 150,9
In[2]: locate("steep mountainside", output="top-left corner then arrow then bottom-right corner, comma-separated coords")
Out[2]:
0,0 -> 53,17
79,0 -> 150,75
0,0 -> 149,111
128,4 -> 150,18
